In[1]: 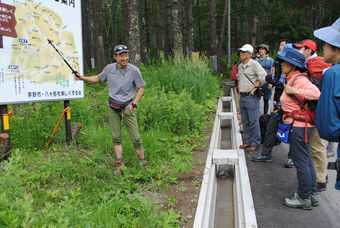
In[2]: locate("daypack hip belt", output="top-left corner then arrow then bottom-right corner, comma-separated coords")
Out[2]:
109,98 -> 132,112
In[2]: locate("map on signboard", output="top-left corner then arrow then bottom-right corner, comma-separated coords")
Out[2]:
0,0 -> 83,104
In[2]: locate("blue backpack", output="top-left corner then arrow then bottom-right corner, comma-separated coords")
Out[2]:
315,65 -> 340,142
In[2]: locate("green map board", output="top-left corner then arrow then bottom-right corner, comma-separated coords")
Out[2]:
0,0 -> 83,104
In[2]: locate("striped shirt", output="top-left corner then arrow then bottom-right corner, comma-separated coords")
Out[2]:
237,58 -> 266,93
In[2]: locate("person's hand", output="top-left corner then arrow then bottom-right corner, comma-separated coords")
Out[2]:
268,83 -> 273,89
271,107 -> 280,113
249,87 -> 257,96
129,104 -> 134,112
284,85 -> 298,95
75,72 -> 82,80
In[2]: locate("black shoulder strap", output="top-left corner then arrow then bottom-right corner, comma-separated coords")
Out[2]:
243,73 -> 256,87
289,75 -> 308,87
288,75 -> 309,109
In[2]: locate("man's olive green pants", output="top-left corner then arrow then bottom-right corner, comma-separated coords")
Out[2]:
107,106 -> 143,150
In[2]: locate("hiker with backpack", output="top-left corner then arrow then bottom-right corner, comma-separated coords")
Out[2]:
278,45 -> 320,210
76,45 -> 147,176
252,40 -> 294,167
256,44 -> 275,114
293,40 -> 332,192
314,17 -> 340,191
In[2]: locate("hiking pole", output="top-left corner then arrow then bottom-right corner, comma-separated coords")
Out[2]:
47,39 -> 79,77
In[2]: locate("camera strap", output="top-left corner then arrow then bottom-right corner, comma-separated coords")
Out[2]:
243,73 -> 257,87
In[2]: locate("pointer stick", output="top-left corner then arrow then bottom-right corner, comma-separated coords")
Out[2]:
47,39 -> 79,77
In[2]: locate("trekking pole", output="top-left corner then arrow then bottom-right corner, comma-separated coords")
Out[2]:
47,39 -> 79,77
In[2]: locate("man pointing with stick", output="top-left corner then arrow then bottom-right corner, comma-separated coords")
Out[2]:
76,45 -> 147,176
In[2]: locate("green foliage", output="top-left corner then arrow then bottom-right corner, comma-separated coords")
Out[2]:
1,58 -> 220,226
142,57 -> 220,104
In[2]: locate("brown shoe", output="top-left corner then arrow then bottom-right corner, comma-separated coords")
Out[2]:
239,144 -> 250,149
139,159 -> 148,166
114,161 -> 124,176
245,146 -> 259,152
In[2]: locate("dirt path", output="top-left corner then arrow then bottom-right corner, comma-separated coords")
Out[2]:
165,125 -> 212,227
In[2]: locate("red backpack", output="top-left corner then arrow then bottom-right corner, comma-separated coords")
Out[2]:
306,56 -> 332,89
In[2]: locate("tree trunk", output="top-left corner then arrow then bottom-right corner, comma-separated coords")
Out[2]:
187,0 -> 194,53
181,0 -> 188,56
126,0 -> 141,67
92,0 -> 106,72
140,0 -> 148,64
209,0 -> 218,56
172,0 -> 183,57
81,0 -> 91,70
162,0 -> 171,58
111,0 -> 118,52
196,0 -> 202,53
154,0 -> 161,59
250,0 -> 258,46
240,0 -> 245,45
122,0 -> 129,45
217,0 -> 228,71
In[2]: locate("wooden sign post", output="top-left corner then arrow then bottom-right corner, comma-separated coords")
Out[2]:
0,105 -> 10,160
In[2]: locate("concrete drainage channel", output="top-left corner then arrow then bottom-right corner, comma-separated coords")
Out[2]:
194,87 -> 257,228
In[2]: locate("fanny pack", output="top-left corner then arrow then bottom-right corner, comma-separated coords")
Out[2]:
108,98 -> 132,112
276,120 -> 294,144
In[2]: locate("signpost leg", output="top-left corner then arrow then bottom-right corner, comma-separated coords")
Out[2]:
0,105 -> 10,160
64,100 -> 72,144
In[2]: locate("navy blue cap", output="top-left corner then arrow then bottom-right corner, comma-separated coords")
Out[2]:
277,43 -> 306,70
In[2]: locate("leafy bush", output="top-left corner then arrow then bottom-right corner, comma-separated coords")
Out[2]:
138,88 -> 205,135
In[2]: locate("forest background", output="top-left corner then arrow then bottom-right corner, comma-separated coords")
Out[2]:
1,0 -> 340,226
84,0 -> 340,72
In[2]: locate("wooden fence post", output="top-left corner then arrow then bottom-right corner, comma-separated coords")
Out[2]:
64,100 -> 72,144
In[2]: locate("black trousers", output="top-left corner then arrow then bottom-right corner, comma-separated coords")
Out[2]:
261,112 -> 291,159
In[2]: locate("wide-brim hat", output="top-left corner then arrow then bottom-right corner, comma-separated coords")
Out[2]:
314,17 -> 340,48
277,43 -> 306,70
257,44 -> 269,52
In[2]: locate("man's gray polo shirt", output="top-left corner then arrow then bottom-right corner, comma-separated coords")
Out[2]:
98,63 -> 146,104
237,58 -> 266,93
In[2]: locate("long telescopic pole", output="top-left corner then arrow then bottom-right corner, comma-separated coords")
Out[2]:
47,39 -> 79,77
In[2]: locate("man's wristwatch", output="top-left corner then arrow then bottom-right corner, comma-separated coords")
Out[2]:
132,103 -> 137,108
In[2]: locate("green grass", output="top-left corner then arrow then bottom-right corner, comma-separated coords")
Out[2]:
0,57 -> 221,227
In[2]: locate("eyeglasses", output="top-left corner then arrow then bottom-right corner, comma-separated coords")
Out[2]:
115,46 -> 128,52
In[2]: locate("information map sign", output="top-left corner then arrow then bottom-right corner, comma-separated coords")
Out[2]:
0,0 -> 83,105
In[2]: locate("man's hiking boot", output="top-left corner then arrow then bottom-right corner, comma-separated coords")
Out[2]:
310,193 -> 319,207
114,161 -> 124,176
252,154 -> 273,163
317,182 -> 327,192
283,193 -> 312,210
139,159 -> 148,166
285,158 -> 294,168
326,144 -> 335,158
